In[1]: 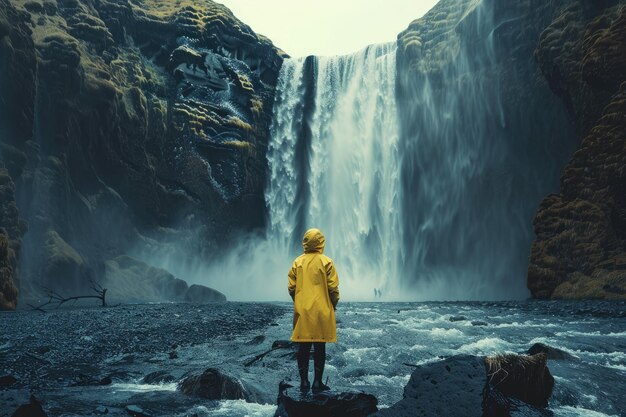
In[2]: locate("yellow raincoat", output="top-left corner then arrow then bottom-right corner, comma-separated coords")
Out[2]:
288,228 -> 340,342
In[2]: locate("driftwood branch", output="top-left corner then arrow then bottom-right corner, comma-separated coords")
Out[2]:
29,280 -> 108,312
244,345 -> 293,367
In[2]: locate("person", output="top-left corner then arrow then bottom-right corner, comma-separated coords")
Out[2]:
288,228 -> 340,392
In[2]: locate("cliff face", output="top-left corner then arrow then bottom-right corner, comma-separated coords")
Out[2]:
396,0 -> 625,299
0,0 -> 285,308
529,2 -> 626,299
395,0 -> 577,296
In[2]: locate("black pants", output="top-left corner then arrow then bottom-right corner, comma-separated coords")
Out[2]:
297,342 -> 326,383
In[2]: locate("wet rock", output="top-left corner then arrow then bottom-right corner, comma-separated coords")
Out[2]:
179,368 -> 250,400
95,405 -> 109,414
104,256 -> 189,303
374,355 -> 485,417
272,340 -> 296,349
0,373 -> 17,387
527,343 -> 576,360
143,371 -> 176,384
11,394 -> 47,417
373,354 -> 554,417
168,350 -> 178,359
471,320 -> 488,326
0,170 -> 24,311
43,230 -> 94,293
69,373 -> 113,387
125,405 -> 151,417
483,387 -> 553,417
274,381 -> 377,417
245,335 -> 266,345
485,353 -> 554,408
449,315 -> 467,322
184,284 -> 227,303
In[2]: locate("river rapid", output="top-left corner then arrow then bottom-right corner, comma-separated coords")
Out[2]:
1,301 -> 625,416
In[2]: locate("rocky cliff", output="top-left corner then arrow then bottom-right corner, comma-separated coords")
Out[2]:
395,0 -> 577,296
0,0 -> 285,309
529,2 -> 626,299
396,0 -> 625,299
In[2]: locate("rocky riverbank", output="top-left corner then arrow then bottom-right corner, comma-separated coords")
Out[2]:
2,301 -> 624,416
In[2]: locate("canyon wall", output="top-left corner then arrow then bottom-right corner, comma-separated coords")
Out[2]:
396,0 -> 625,299
529,1 -> 626,298
0,0 -> 285,308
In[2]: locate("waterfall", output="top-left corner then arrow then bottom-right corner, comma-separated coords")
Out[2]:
266,43 -> 402,300
264,0 -> 572,301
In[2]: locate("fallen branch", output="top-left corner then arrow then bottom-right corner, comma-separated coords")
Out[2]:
244,345 -> 293,367
29,280 -> 108,311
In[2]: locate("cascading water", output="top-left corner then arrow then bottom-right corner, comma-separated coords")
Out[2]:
266,43 -> 402,300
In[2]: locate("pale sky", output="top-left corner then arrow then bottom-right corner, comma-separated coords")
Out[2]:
216,0 -> 439,57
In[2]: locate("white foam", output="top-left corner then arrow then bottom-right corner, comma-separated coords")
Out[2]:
200,400 -> 276,417
344,347 -> 380,363
109,381 -> 178,392
429,327 -> 464,338
552,405 -> 619,417
493,321 -> 558,329
555,330 -> 626,338
458,337 -> 512,354
352,373 -> 411,387
602,362 -> 626,372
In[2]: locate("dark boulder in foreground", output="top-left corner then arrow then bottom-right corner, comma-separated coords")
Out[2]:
179,368 -> 250,401
372,354 -> 554,417
274,381 -> 378,417
527,343 -> 576,360
11,395 -> 48,417
484,353 -> 554,409
373,355 -> 485,417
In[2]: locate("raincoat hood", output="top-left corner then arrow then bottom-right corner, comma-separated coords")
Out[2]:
302,228 -> 325,254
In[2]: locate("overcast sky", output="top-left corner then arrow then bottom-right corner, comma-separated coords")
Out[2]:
216,0 -> 439,57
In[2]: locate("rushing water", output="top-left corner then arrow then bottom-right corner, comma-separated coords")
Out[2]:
2,302 -> 625,416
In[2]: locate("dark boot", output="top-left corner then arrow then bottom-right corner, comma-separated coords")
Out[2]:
312,342 -> 329,392
297,342 -> 311,391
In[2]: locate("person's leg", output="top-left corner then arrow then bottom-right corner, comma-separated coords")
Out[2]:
297,342 -> 312,389
312,342 -> 329,391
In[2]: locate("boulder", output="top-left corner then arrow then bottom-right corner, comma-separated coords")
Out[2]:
274,381 -> 378,417
11,395 -> 48,417
125,405 -> 151,417
103,255 -> 189,302
0,373 -> 17,387
43,230 -> 94,293
184,284 -> 227,303
179,368 -> 249,400
372,354 -> 554,417
483,387 -> 553,417
527,343 -> 576,360
449,315 -> 467,322
484,353 -> 554,409
373,355 -> 485,417
143,370 -> 176,384
245,335 -> 266,345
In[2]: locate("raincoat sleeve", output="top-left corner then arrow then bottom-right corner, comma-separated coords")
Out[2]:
325,260 -> 340,308
287,261 -> 297,301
